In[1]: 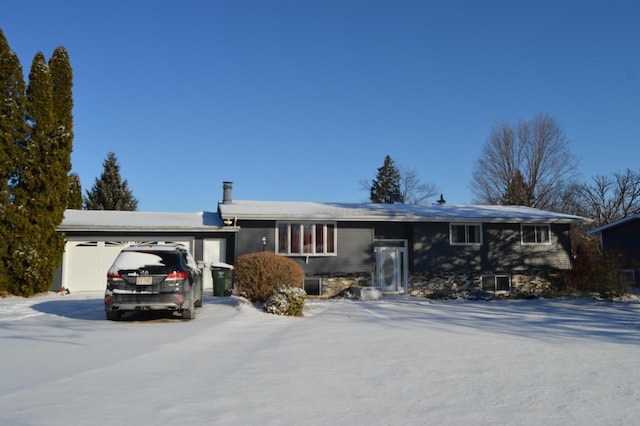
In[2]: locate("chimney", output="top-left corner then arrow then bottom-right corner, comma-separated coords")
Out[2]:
222,181 -> 233,204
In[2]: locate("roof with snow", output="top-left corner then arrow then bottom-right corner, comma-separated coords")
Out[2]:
59,210 -> 228,232
218,200 -> 587,223
587,214 -> 640,235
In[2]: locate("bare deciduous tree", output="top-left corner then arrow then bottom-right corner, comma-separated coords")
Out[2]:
400,168 -> 438,205
566,168 -> 640,228
471,114 -> 578,210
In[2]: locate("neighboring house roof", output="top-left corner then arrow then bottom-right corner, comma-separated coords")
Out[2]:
587,214 -> 640,235
59,209 -> 230,232
218,200 -> 587,224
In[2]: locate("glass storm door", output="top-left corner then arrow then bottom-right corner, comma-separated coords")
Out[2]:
376,248 -> 402,293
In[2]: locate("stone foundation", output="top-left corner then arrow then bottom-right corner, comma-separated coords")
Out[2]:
409,271 -> 566,299
313,271 -> 565,299
311,274 -> 371,298
409,272 -> 480,298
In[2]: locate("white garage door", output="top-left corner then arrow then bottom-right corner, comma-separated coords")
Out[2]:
62,240 -> 192,292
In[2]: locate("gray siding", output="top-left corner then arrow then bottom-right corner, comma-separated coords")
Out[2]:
234,221 -> 276,256
235,221 -> 374,275
413,223 -> 481,271
413,222 -> 572,272
236,220 -> 573,275
483,223 -> 572,270
602,219 -> 640,262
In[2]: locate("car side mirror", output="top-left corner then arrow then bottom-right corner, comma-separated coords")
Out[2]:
197,261 -> 205,270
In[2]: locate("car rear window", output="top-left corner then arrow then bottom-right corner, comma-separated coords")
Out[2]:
111,251 -> 181,273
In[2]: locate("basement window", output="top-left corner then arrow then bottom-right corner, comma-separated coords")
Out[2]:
277,222 -> 336,256
622,269 -> 636,285
303,277 -> 322,295
482,275 -> 511,293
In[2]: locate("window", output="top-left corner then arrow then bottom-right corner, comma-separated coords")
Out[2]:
621,269 -> 636,285
521,224 -> 551,244
482,275 -> 511,293
303,277 -> 322,295
277,223 -> 336,255
450,224 -> 482,245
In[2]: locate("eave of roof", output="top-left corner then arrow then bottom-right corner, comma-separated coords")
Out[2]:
218,201 -> 588,224
587,214 -> 640,235
58,210 -> 237,233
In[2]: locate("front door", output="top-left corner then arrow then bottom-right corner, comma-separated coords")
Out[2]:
374,242 -> 407,293
376,248 -> 401,292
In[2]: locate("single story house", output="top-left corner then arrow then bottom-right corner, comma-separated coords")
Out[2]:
56,181 -> 587,296
588,214 -> 640,285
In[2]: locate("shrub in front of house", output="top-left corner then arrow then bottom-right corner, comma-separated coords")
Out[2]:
264,285 -> 306,316
234,251 -> 305,303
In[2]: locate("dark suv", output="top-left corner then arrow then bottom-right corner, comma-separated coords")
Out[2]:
104,244 -> 203,320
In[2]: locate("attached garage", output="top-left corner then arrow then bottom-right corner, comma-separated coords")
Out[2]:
55,210 -> 237,293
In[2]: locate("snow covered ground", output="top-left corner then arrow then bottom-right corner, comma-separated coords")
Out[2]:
1,291 -> 639,425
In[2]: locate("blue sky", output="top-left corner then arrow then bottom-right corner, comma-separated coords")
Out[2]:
3,0 -> 639,212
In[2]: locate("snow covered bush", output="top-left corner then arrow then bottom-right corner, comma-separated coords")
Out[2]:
234,251 -> 305,303
264,285 -> 306,316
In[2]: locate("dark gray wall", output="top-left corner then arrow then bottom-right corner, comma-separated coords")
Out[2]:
412,222 -> 572,272
235,221 -> 373,275
601,219 -> 640,264
234,220 -> 573,275
373,222 -> 412,240
413,223 -> 481,271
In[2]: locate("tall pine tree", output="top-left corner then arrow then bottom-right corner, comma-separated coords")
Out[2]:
0,29 -> 75,296
0,29 -> 28,294
9,52 -> 61,295
67,172 -> 83,209
84,152 -> 138,210
49,47 -> 74,211
370,155 -> 403,204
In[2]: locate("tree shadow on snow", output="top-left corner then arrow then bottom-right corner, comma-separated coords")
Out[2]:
357,297 -> 640,345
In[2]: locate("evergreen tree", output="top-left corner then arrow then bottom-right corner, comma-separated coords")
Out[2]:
501,169 -> 533,205
370,155 -> 403,204
0,30 -> 74,296
84,152 -> 138,210
49,47 -> 74,212
9,52 -> 62,295
67,172 -> 82,209
0,29 -> 28,293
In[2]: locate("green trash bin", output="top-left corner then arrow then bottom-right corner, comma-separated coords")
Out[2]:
211,263 -> 234,296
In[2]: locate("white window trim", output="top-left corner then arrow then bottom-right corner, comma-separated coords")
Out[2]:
449,223 -> 483,246
276,222 -> 337,256
521,224 -> 552,245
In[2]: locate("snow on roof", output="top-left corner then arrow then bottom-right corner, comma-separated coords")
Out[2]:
587,214 -> 640,235
59,210 -> 227,231
218,200 -> 587,223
